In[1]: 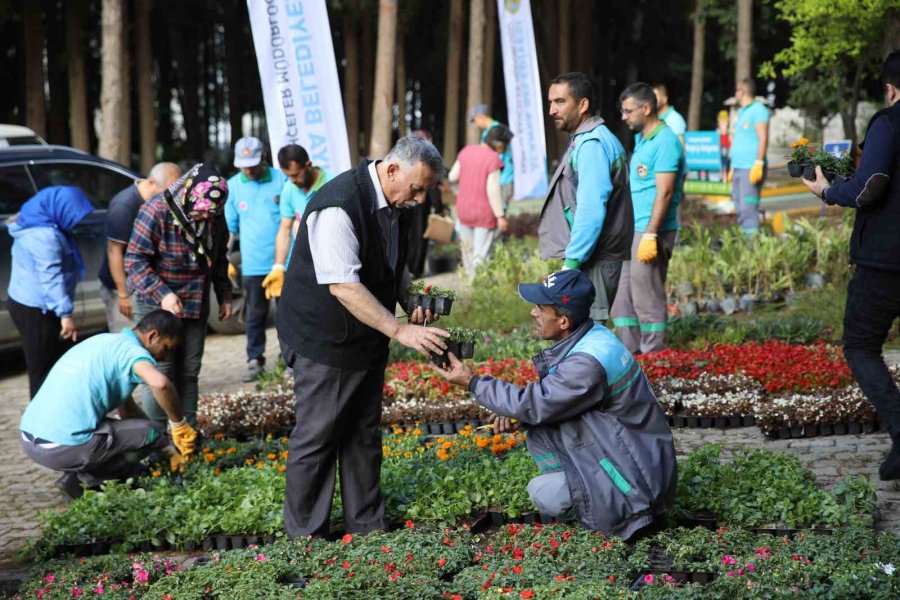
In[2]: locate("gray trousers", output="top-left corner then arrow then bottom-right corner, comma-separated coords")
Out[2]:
610,231 -> 677,354
525,427 -> 576,520
133,300 -> 207,425
732,168 -> 763,235
456,222 -> 500,279
21,418 -> 165,486
281,346 -> 386,538
100,286 -> 133,333
582,259 -> 622,322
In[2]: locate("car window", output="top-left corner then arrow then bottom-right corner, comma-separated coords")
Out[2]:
28,162 -> 135,209
0,165 -> 37,215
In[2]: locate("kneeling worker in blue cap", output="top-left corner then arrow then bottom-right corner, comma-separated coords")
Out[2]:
434,269 -> 677,539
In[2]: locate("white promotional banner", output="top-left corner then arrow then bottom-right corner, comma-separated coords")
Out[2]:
497,0 -> 548,200
247,0 -> 351,175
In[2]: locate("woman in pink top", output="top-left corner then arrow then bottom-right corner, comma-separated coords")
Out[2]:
448,125 -> 513,278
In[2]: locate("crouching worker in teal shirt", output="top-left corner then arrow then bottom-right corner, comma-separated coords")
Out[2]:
434,270 -> 677,540
20,309 -> 199,499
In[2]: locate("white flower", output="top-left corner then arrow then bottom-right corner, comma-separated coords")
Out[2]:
878,562 -> 895,576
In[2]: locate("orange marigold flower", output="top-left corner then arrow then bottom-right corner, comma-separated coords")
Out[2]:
214,433 -> 225,439
442,441 -> 453,450
245,458 -> 255,465
393,428 -> 404,435
151,470 -> 162,477
226,447 -> 237,455
267,453 -> 277,460
436,449 -> 450,461
412,428 -> 422,436
276,465 -> 286,473
280,450 -> 289,459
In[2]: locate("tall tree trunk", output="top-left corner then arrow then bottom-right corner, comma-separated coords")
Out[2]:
136,0 -> 156,172
98,0 -> 124,161
687,0 -> 706,131
24,0 -> 46,137
442,0 -> 464,164
396,30 -> 407,137
368,0 -> 398,157
735,0 -> 753,85
482,0 -> 496,111
361,17 -> 375,153
574,0 -> 594,73
464,0 -> 486,145
45,2 -> 68,144
225,12 -> 243,143
557,0 -> 571,74
343,13 -> 360,163
67,0 -> 90,151
884,13 -> 900,58
119,0 -> 132,167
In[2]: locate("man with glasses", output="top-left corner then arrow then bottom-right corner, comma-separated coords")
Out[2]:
611,83 -> 685,354
539,72 -> 633,323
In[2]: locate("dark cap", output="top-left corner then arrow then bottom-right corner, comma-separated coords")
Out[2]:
518,270 -> 595,321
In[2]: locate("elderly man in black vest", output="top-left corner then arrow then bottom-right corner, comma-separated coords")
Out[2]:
276,136 -> 449,538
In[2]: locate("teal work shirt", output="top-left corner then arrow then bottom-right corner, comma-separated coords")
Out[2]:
279,169 -> 330,222
20,329 -> 156,445
481,121 -> 514,186
630,123 -> 685,233
730,101 -> 770,169
224,166 -> 288,276
659,107 -> 686,138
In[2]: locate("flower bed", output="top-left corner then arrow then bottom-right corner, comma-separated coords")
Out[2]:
18,523 -> 900,598
24,441 -> 877,563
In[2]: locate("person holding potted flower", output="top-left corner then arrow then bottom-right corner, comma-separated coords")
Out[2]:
434,269 -> 677,540
802,50 -> 900,481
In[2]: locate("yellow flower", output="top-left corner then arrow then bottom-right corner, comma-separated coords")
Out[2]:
790,137 -> 810,149
412,429 -> 422,436
151,470 -> 162,477
393,428 -> 404,435
276,465 -> 286,473
267,453 -> 277,460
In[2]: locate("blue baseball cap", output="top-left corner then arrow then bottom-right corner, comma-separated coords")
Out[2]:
518,270 -> 596,321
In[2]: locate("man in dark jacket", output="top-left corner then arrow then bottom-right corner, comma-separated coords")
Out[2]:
276,136 -> 449,538
803,50 -> 900,480
434,269 -> 677,539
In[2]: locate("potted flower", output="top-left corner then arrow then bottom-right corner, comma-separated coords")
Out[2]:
786,137 -> 811,178
429,326 -> 481,367
406,282 -> 457,316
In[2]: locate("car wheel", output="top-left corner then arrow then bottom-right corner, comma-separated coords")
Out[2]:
208,293 -> 246,335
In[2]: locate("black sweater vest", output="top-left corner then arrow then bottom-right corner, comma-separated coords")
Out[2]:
276,160 -> 409,369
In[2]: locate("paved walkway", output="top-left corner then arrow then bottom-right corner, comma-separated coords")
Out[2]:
1,323 -> 899,571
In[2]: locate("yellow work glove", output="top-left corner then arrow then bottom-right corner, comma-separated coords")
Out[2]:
169,452 -> 187,473
169,420 -> 198,456
227,263 -> 238,280
749,160 -> 765,185
636,233 -> 658,264
261,264 -> 285,300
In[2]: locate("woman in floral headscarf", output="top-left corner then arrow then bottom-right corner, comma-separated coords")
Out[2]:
125,164 -> 233,425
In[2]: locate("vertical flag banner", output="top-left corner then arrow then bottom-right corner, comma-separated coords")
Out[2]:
497,0 -> 548,200
247,0 -> 351,175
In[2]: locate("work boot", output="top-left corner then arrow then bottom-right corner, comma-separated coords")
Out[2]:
879,434 -> 900,481
54,473 -> 85,500
242,358 -> 264,382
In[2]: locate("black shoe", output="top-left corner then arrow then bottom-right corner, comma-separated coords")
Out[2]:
879,438 -> 900,481
54,473 -> 85,500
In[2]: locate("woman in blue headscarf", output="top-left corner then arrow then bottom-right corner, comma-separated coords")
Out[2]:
7,186 -> 95,397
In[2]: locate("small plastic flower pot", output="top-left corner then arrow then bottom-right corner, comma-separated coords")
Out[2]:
229,535 -> 245,549
214,534 -> 229,551
434,296 -> 454,316
460,342 -> 475,359
202,537 -> 215,551
787,161 -> 806,178
802,163 -> 818,180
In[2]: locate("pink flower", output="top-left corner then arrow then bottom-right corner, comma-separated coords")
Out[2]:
746,562 -> 756,572
131,562 -> 144,571
43,574 -> 56,584
754,547 -> 772,559
37,589 -> 47,599
722,554 -> 737,565
727,571 -> 737,577
737,568 -> 745,576
255,553 -> 267,562
643,574 -> 654,584
71,588 -> 83,598
134,570 -> 149,583
93,583 -> 105,595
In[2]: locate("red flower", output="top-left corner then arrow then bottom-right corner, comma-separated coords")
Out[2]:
512,547 -> 525,560
520,591 -> 535,599
341,561 -> 351,569
341,533 -> 353,544
512,565 -> 523,575
405,520 -> 416,529
437,558 -> 447,567
389,571 -> 402,582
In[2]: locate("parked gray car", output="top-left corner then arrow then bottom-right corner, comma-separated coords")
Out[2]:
0,145 -> 138,351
